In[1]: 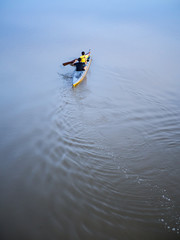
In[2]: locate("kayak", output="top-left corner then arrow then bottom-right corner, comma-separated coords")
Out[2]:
72,56 -> 92,87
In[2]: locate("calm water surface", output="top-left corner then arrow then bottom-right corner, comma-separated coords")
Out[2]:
0,1 -> 180,239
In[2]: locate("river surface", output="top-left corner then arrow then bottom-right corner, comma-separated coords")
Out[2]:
0,1 -> 180,240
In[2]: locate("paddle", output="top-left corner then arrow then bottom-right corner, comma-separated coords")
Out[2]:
62,59 -> 77,66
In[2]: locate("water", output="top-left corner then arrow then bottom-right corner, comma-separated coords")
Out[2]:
0,1 -> 180,239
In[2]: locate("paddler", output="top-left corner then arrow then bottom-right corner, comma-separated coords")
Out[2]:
79,50 -> 91,64
71,58 -> 87,71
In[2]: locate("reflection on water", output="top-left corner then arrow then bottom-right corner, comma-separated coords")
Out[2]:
0,1 -> 180,239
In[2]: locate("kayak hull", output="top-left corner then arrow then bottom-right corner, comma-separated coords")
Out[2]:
72,57 -> 92,87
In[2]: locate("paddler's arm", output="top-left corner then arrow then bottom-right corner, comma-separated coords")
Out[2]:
85,50 -> 91,62
70,59 -> 78,66
85,50 -> 91,63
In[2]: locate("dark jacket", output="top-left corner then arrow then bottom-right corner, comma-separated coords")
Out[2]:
74,62 -> 85,71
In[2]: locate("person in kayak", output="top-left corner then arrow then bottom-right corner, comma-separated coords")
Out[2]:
80,50 -> 90,64
62,50 -> 91,66
72,58 -> 87,71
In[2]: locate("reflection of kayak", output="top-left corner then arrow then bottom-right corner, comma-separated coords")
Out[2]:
72,57 -> 92,87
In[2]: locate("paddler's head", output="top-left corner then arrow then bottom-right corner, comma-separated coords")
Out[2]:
81,51 -> 85,55
78,58 -> 81,62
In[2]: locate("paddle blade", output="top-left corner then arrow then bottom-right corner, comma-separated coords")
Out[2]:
62,59 -> 77,66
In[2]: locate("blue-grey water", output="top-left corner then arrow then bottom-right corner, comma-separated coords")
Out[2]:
0,1 -> 180,239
